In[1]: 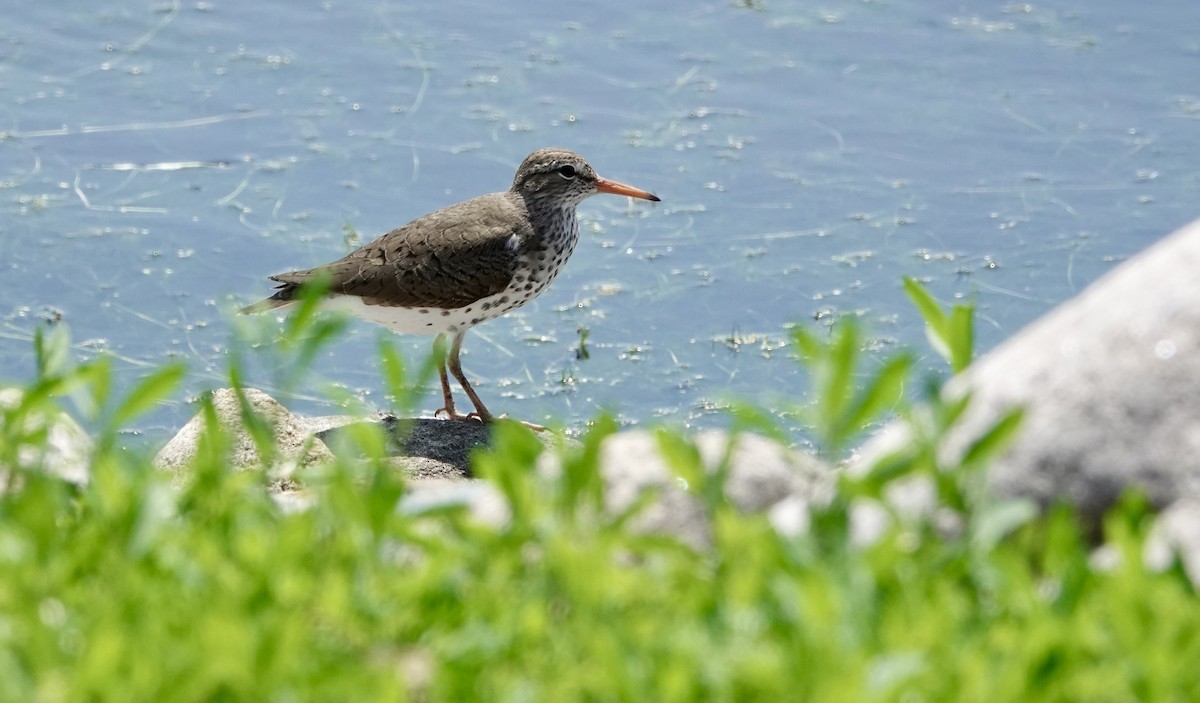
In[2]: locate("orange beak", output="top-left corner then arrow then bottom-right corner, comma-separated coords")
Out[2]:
595,176 -> 661,202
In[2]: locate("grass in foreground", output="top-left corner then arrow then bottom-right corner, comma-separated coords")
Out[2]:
0,281 -> 1197,702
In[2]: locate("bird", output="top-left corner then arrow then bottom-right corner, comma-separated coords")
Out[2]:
241,147 -> 660,426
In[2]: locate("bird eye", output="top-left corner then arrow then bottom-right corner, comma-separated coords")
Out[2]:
557,165 -> 577,179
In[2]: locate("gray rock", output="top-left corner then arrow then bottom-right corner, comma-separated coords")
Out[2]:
157,388 -> 554,483
320,419 -> 837,547
1144,498 -> 1200,585
542,429 -> 835,549
398,479 -> 510,527
156,389 -> 833,548
0,387 -> 93,488
857,216 -> 1200,530
1090,497 -> 1200,587
385,427 -> 834,548
154,387 -> 334,482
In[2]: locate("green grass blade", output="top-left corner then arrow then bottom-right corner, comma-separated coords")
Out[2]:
903,277 -> 947,332
960,406 -> 1025,468
948,304 -> 975,373
843,353 -> 913,434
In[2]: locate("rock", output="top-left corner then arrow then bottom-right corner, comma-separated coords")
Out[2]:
1144,498 -> 1200,585
375,426 -> 834,548
321,418 -> 833,548
155,389 -> 833,549
543,429 -> 835,549
154,387 -> 335,482
0,387 -> 93,488
322,418 -> 837,548
318,416 -> 498,480
1087,497 -> 1200,587
156,387 -> 558,484
856,216 -> 1200,530
398,479 -> 510,527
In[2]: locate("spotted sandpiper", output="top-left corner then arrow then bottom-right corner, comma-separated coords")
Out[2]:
241,148 -> 660,425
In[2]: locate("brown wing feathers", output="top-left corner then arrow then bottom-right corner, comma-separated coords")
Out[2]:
240,192 -> 526,314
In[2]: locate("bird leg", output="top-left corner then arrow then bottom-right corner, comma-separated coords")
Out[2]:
443,330 -> 548,432
432,333 -> 472,421
446,329 -> 494,423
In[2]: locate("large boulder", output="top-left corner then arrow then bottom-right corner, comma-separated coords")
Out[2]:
857,216 -> 1200,533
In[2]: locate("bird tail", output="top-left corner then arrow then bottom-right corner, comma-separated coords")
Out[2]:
239,297 -> 293,315
240,275 -> 307,315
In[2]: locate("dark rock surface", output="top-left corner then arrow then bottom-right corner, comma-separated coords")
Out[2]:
317,416 -> 497,481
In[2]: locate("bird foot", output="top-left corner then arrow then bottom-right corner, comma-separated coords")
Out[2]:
432,408 -> 547,432
434,407 -> 485,423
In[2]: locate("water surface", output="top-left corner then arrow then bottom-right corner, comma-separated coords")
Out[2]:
2,1 -> 1197,441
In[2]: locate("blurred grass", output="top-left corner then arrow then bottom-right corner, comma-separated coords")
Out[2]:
0,282 -> 1197,702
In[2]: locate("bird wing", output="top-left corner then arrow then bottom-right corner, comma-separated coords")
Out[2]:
266,193 -> 527,310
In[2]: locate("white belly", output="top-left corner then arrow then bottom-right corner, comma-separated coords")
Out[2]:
318,290 -> 518,335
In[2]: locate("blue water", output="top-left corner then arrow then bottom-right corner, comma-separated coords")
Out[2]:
2,1 -> 1198,440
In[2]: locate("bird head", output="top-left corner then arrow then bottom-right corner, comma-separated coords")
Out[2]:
512,148 -> 660,207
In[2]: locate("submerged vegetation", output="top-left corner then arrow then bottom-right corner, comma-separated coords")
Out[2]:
0,280 -> 1197,702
